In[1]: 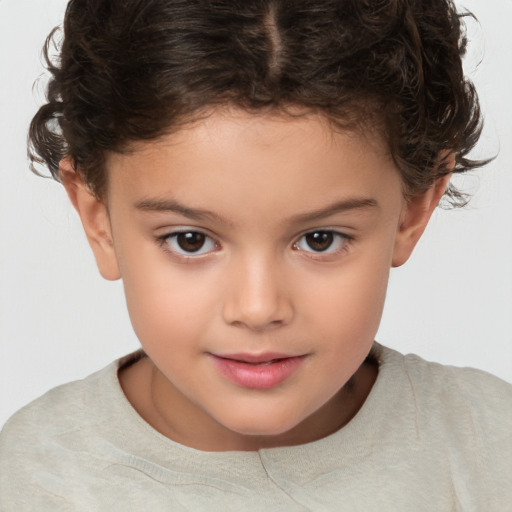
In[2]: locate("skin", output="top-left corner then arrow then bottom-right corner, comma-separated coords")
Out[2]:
61,108 -> 450,452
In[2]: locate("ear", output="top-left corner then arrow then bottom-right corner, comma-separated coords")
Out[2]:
60,158 -> 121,280
392,164 -> 453,268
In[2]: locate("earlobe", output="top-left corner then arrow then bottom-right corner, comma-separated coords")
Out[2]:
60,158 -> 121,281
392,172 -> 452,268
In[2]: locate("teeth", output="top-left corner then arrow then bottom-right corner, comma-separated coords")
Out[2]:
245,359 -> 279,365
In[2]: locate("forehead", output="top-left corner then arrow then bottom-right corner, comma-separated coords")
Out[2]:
104,108 -> 402,220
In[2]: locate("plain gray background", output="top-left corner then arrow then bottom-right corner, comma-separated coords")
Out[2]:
1,0 -> 511,428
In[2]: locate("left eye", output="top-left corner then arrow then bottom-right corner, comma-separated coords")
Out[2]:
164,231 -> 217,255
294,230 -> 347,253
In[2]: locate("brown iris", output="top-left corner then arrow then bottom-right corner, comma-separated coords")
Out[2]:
305,231 -> 334,252
176,232 -> 206,252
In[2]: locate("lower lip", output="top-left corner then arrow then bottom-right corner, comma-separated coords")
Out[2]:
210,355 -> 306,389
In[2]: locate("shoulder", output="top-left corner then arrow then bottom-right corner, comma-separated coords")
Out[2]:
374,344 -> 512,439
398,349 -> 512,423
403,351 -> 512,461
376,345 -> 512,509
0,361 -> 118,509
378,345 -> 512,432
0,361 -> 116,440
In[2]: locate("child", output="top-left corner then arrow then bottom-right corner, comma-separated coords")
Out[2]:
1,0 -> 511,510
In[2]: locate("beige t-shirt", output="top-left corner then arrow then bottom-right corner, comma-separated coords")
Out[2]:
1,344 -> 511,511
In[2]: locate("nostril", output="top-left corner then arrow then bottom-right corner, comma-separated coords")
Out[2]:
228,318 -> 283,331
221,266 -> 294,329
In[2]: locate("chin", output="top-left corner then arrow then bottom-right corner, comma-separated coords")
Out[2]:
221,412 -> 303,438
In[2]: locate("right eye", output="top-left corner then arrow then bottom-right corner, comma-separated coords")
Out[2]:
163,231 -> 218,256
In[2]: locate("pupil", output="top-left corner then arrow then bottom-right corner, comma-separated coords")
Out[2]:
306,231 -> 333,252
177,232 -> 205,252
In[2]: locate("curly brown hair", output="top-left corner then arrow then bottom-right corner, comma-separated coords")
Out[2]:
29,0 -> 488,204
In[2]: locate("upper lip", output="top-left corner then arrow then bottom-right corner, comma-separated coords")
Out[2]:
211,352 -> 303,364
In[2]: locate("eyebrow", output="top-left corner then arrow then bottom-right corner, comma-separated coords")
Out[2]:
287,197 -> 379,224
134,196 -> 379,225
135,198 -> 231,225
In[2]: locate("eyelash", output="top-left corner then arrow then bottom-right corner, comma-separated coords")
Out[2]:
157,229 -> 353,261
293,230 -> 353,259
157,229 -> 220,260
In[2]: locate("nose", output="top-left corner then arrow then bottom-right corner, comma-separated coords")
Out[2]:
221,255 -> 294,331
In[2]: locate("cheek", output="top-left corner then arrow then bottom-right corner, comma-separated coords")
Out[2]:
117,244 -> 219,349
300,254 -> 390,339
301,262 -> 389,392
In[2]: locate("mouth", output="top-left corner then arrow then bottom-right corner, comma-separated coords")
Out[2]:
209,352 -> 307,389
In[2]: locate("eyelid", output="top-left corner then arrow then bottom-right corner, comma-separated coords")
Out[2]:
292,228 -> 353,257
156,226 -> 353,261
157,227 -> 220,258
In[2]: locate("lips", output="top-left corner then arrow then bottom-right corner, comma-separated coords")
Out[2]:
210,352 -> 306,389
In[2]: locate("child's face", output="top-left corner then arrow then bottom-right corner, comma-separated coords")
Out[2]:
71,109 -> 439,449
